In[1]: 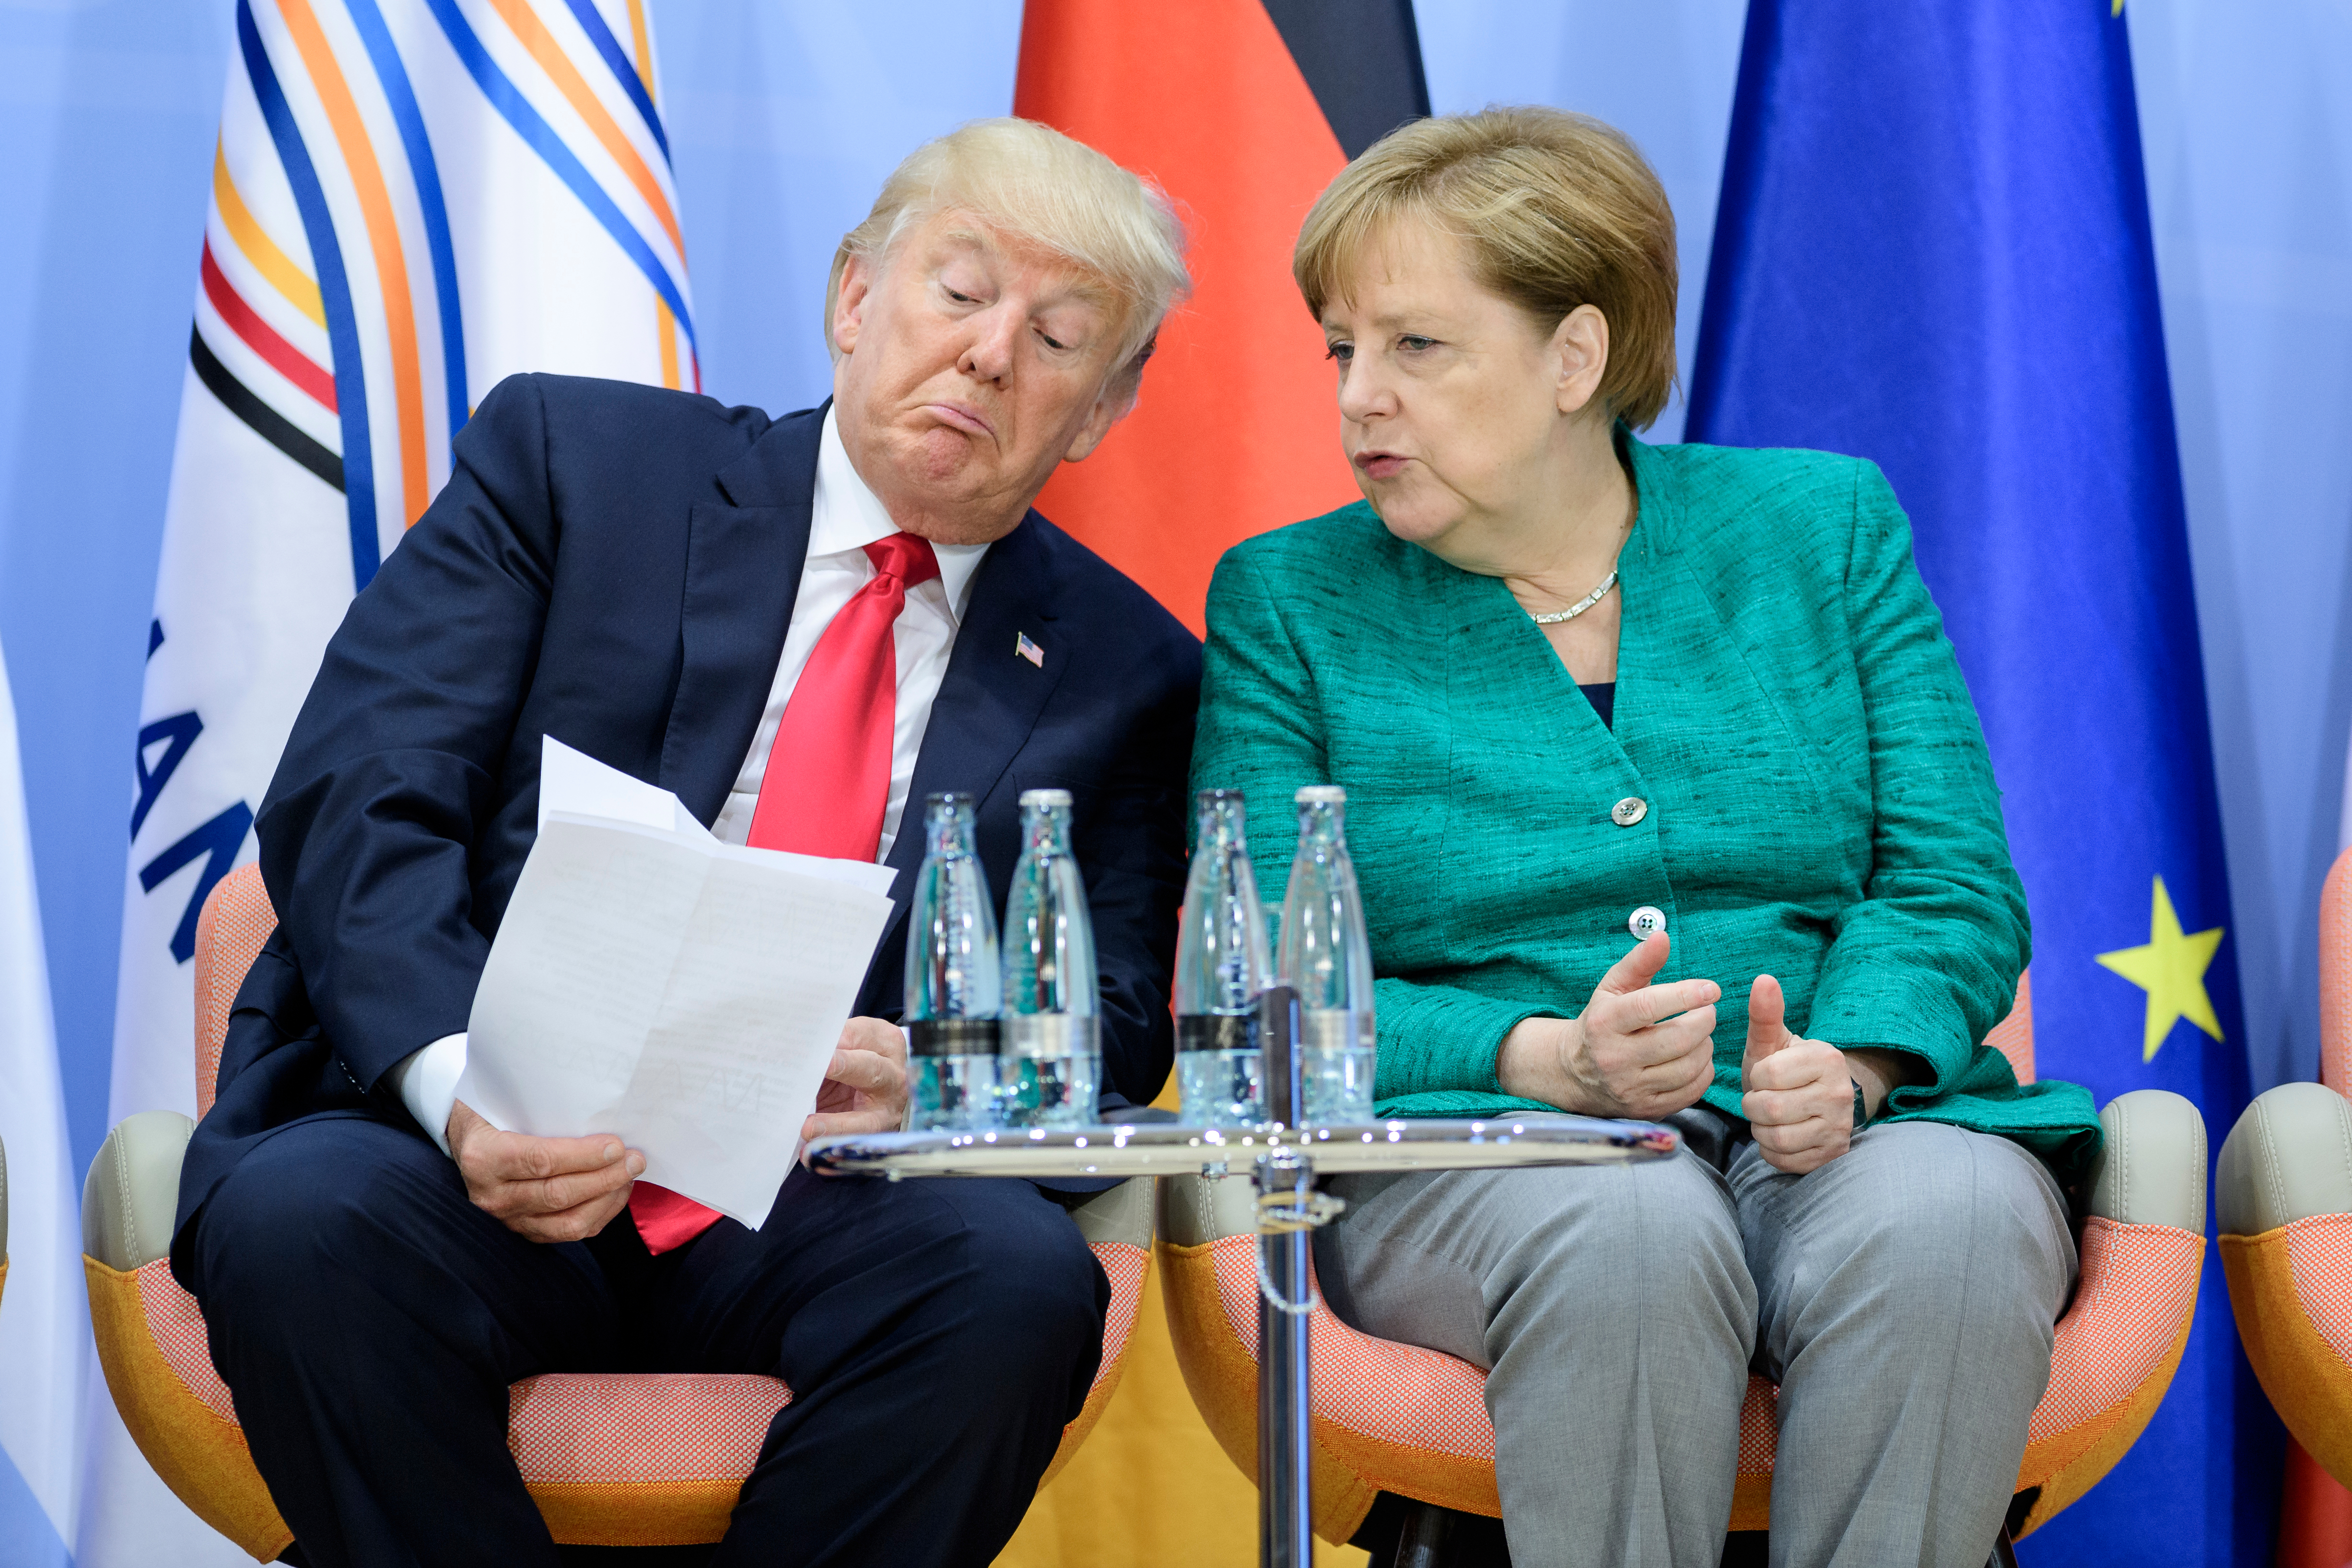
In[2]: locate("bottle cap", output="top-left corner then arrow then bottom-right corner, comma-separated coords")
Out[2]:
1294,784 -> 1347,805
1019,788 -> 1073,808
1196,787 -> 1244,806
925,791 -> 975,808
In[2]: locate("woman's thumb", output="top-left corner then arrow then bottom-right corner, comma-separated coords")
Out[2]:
1743,974 -> 1788,1069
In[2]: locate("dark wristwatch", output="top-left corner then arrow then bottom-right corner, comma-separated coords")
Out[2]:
1850,1078 -> 1871,1133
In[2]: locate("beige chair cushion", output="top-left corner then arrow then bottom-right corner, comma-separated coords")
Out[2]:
2090,1089 -> 2207,1232
82,1111 -> 195,1271
2219,1081 -> 2352,1236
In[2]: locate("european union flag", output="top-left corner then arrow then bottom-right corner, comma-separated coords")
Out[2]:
1687,2 -> 2275,1561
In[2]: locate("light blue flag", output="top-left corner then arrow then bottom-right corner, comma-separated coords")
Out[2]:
0,637 -> 83,1568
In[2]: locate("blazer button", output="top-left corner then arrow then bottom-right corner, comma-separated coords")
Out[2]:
1611,796 -> 1649,827
1628,905 -> 1667,939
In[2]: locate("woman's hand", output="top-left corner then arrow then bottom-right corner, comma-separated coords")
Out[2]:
802,1016 -> 911,1143
1739,974 -> 1913,1175
1498,933 -> 1719,1120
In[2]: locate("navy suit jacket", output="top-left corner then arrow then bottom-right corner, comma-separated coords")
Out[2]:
174,374 -> 1201,1265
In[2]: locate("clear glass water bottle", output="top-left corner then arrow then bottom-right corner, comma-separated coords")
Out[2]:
1175,789 -> 1271,1126
904,793 -> 1002,1130
1276,785 -> 1377,1124
1000,789 -> 1100,1127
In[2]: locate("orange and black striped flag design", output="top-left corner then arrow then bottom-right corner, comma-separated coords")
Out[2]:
1016,0 -> 1430,635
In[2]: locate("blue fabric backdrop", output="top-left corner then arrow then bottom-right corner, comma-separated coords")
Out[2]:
1685,2 -> 2268,1559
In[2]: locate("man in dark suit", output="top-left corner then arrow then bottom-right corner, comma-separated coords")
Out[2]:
174,119 -> 1199,1568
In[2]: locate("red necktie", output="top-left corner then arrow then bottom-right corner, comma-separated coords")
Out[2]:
629,531 -> 942,1255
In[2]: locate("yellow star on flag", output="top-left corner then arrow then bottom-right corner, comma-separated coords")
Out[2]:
2095,876 -> 2225,1063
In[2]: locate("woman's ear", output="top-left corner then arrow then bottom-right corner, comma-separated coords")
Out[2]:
1552,304 -> 1611,419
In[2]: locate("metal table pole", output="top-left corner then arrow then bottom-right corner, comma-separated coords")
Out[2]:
1257,986 -> 1316,1568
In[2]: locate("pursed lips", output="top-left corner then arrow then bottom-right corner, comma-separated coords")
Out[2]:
922,400 -> 996,440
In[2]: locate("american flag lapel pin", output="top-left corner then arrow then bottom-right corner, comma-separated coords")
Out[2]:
1015,632 -> 1044,669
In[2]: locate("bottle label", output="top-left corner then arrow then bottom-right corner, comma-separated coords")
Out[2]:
1177,1013 -> 1259,1054
908,1018 -> 1002,1058
1299,1009 -> 1374,1051
1002,1013 -> 1100,1059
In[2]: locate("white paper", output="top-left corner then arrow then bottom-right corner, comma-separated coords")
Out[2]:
538,734 -> 702,837
538,735 -> 896,896
458,737 -> 898,1225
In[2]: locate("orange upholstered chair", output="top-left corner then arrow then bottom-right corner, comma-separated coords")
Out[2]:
2220,848 -> 2352,1485
83,864 -> 1151,1558
1157,975 -> 2208,1553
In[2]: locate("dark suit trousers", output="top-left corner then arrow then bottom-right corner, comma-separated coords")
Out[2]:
186,1115 -> 1108,1568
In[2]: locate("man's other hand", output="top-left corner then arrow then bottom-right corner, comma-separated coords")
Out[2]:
447,1100 -> 644,1242
804,1017 -> 912,1144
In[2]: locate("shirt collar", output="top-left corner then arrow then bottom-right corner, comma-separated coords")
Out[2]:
814,407 -> 990,621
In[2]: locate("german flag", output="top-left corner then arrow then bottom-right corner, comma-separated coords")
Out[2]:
1015,1 -> 1430,634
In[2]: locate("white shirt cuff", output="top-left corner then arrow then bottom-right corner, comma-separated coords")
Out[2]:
386,1033 -> 468,1157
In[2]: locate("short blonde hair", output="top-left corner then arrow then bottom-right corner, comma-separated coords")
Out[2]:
1294,107 -> 1679,430
827,118 -> 1190,386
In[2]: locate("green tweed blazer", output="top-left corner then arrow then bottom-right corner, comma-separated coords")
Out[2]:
1192,434 -> 2104,1185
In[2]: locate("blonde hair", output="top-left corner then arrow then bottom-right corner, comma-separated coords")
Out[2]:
1294,107 -> 1679,430
827,118 -> 1190,386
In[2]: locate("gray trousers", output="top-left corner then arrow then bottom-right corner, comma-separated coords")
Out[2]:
1314,1120 -> 2075,1568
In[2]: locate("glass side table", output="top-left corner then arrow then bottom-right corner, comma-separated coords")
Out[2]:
808,1113 -> 1677,1566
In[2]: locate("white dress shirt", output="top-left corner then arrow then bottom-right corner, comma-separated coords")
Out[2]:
390,408 -> 989,1155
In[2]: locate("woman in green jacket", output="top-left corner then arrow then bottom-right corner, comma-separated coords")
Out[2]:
1191,108 -> 2104,1568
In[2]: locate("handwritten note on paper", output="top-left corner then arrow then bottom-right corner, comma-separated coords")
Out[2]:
456,738 -> 898,1226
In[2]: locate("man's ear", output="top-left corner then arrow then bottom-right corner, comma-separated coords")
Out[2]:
832,255 -> 875,357
1061,367 -> 1142,464
1552,304 -> 1611,420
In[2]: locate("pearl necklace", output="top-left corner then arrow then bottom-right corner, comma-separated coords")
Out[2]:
1527,568 -> 1618,625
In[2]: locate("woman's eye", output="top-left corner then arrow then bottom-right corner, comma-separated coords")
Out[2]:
1324,342 -> 1354,363
1398,335 -> 1436,352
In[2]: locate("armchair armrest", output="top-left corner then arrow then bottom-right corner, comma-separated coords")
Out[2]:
2219,1082 -> 2352,1235
2089,1089 -> 2206,1231
1067,1174 -> 1154,1250
82,1111 -> 194,1271
1156,1167 -> 1255,1248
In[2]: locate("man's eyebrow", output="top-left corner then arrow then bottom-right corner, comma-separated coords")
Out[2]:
933,223 -> 1116,322
1044,273 -> 1116,312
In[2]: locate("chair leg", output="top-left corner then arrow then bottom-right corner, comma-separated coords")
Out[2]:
1718,1531 -> 1768,1567
1990,1525 -> 2022,1568
1355,1498 -> 1510,1568
1393,1499 -> 1452,1568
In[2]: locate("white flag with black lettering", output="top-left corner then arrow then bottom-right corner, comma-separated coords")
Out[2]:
96,1 -> 694,1558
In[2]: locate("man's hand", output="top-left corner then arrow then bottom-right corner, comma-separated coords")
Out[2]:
447,1100 -> 644,1242
1740,974 -> 1861,1175
1498,933 -> 1719,1121
803,1016 -> 911,1144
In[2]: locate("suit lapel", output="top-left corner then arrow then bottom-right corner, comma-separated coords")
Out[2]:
876,513 -> 1070,935
658,406 -> 825,824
